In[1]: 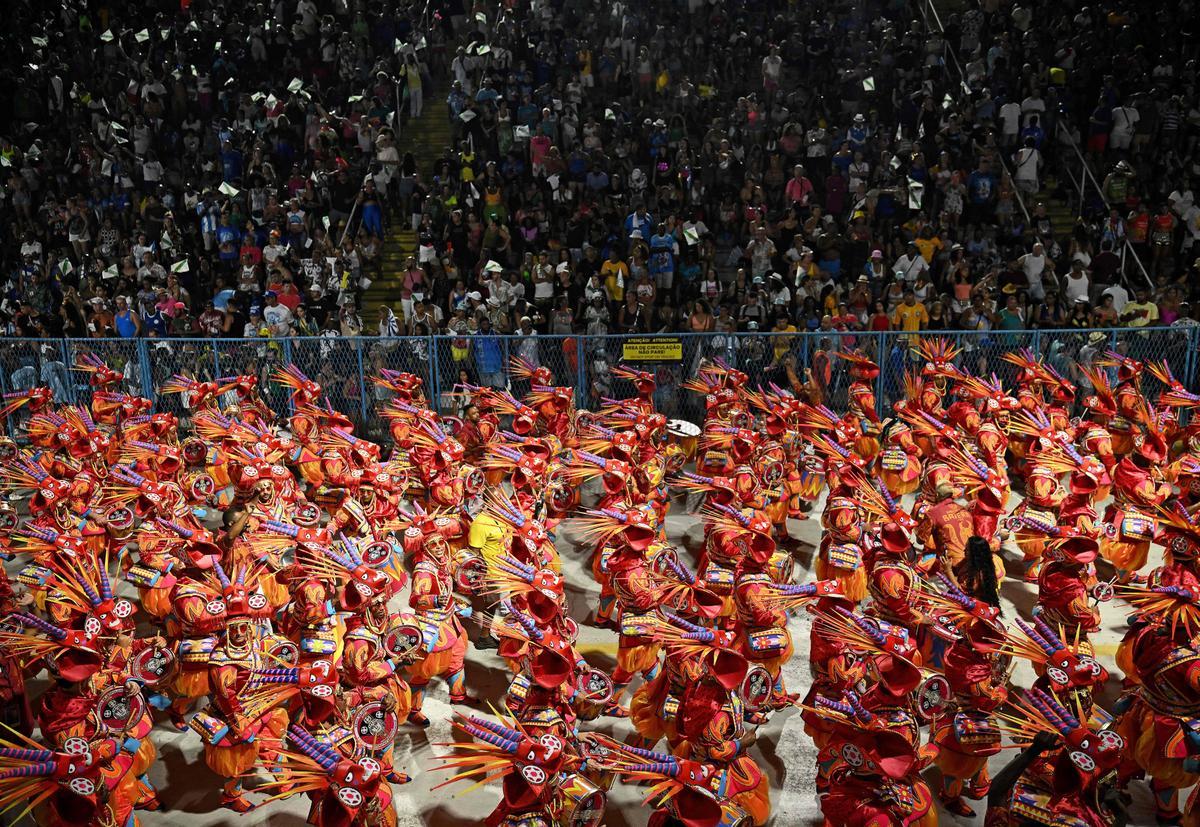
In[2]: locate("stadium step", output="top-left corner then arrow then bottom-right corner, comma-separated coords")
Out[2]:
1032,176 -> 1078,240
362,91 -> 453,321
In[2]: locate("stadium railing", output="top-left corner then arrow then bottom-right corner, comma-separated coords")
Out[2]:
2,327 -> 1196,437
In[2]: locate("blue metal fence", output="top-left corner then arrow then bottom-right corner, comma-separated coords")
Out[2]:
2,328 -> 1197,436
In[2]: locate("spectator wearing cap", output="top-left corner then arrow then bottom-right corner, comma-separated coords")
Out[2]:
739,288 -> 767,330
262,291 -> 294,337
864,249 -> 888,281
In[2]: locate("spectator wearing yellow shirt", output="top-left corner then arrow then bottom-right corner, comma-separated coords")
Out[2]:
465,509 -> 511,650
914,227 -> 944,264
771,314 -> 797,362
1121,286 -> 1160,328
600,252 -> 628,305
891,289 -> 929,343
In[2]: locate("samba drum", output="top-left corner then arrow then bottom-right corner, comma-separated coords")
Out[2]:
130,645 -> 177,686
767,549 -> 794,584
458,464 -> 485,497
647,543 -> 680,578
267,637 -> 301,667
383,617 -> 424,664
578,737 -> 617,791
914,671 -> 952,722
452,547 -> 487,593
739,664 -> 773,712
555,773 -> 606,827
351,700 -> 399,752
573,666 -> 614,721
96,685 -> 147,733
359,539 -> 394,569
667,419 -> 702,459
294,501 -> 322,527
105,506 -> 136,535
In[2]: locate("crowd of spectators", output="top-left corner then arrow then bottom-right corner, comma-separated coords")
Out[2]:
2,0 -> 1200,410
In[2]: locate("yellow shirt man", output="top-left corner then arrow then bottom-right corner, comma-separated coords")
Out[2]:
600,258 -> 628,302
892,298 -> 929,343
468,511 -> 508,566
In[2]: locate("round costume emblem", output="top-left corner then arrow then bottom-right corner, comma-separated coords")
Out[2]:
336,787 -> 363,808
520,764 -> 547,786
1070,751 -> 1095,772
69,778 -> 96,796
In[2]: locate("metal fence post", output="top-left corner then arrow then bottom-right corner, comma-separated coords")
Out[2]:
876,331 -> 887,415
136,339 -> 154,407
60,339 -> 76,404
429,332 -> 439,408
1185,326 -> 1195,393
1032,328 -> 1041,356
352,338 -> 367,426
576,334 -> 588,408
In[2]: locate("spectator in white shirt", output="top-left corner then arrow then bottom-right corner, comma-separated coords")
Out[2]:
1101,281 -> 1130,314
1109,101 -> 1139,151
893,243 -> 929,285
262,291 -> 294,336
1063,260 -> 1090,304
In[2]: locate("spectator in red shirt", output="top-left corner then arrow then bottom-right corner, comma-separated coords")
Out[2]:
785,165 -> 814,208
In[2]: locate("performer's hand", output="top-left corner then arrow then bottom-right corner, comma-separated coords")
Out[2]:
1031,730 -> 1058,753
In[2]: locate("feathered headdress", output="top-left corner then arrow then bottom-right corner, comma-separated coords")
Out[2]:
993,688 -> 1123,795
272,364 -> 323,405
917,337 -> 963,378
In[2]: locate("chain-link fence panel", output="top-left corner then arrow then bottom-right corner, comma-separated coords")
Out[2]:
1,340 -> 70,436
1,329 -> 1196,439
63,338 -> 147,408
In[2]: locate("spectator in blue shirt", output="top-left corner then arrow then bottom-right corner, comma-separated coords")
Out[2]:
473,316 -> 505,388
219,142 -> 243,183
142,306 -> 169,337
624,205 -> 653,243
585,167 -> 610,192
966,158 -> 998,223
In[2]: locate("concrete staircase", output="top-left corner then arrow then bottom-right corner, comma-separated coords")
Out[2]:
361,91 -> 454,322
1031,173 -> 1077,240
